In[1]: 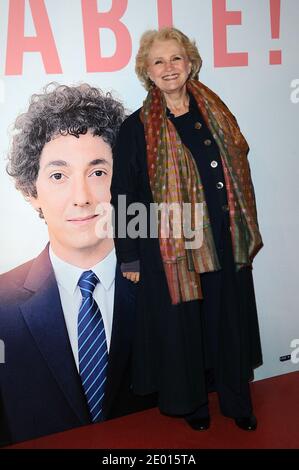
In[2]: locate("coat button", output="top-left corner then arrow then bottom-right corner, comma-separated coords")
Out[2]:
216,182 -> 224,189
204,139 -> 212,146
194,122 -> 202,129
211,160 -> 218,168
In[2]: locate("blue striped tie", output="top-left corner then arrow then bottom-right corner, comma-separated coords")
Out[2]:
77,270 -> 108,422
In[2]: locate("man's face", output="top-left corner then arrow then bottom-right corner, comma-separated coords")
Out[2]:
30,131 -> 113,262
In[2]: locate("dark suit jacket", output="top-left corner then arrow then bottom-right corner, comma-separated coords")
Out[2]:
111,109 -> 165,272
110,104 -> 228,270
0,246 -> 156,445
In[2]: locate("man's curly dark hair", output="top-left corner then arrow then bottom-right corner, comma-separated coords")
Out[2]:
7,83 -> 125,198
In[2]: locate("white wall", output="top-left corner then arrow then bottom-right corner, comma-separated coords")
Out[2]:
0,0 -> 298,380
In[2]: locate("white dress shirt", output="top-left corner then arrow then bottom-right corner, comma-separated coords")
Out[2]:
49,247 -> 116,370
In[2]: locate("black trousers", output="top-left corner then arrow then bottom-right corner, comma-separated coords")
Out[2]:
133,214 -> 261,416
190,215 -> 254,419
185,373 -> 253,419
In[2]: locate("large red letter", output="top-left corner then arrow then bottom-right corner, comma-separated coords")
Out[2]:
212,0 -> 248,67
82,0 -> 131,73
157,0 -> 173,28
5,0 -> 62,75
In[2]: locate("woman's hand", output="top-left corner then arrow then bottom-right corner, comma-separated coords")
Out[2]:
122,271 -> 140,283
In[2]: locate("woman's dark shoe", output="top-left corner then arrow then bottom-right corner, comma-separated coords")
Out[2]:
234,414 -> 257,431
185,416 -> 210,431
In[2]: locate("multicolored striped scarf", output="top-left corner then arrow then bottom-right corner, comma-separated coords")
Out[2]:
141,79 -> 263,305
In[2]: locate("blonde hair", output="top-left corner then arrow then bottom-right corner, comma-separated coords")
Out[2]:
135,27 -> 202,91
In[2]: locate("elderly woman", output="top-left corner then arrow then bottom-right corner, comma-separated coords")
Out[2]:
111,27 -> 263,431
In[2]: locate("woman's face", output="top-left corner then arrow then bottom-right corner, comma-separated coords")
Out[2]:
147,39 -> 192,95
